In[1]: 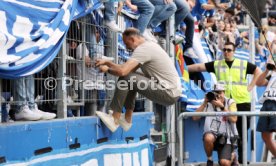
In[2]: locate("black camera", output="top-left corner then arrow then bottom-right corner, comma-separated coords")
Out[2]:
217,134 -> 227,145
206,92 -> 218,101
230,135 -> 239,147
266,63 -> 275,71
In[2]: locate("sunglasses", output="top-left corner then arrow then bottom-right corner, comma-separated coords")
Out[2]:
223,48 -> 233,52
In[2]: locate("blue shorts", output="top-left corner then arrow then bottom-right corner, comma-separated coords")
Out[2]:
257,100 -> 276,132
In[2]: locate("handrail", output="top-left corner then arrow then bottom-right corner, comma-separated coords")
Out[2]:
177,111 -> 276,166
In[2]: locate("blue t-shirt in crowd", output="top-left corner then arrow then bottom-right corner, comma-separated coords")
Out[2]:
192,0 -> 215,20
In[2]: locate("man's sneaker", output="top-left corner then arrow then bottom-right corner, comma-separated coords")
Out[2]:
143,29 -> 157,43
172,35 -> 184,45
96,111 -> 119,132
207,160 -> 214,166
184,47 -> 198,59
31,105 -> 56,120
104,21 -> 122,32
108,110 -> 132,132
119,115 -> 132,131
15,105 -> 42,121
67,95 -> 74,103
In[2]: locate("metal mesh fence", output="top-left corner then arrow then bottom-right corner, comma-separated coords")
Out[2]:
0,9 -> 151,122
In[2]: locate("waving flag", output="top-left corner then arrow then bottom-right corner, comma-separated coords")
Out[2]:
175,44 -> 189,102
0,0 -> 98,79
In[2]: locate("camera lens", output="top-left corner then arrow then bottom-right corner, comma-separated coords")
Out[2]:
206,92 -> 216,101
267,63 -> 275,70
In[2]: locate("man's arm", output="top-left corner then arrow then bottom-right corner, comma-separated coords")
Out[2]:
247,66 -> 262,91
201,2 -> 228,10
188,63 -> 207,72
201,3 -> 216,10
96,59 -> 140,76
225,102 -> 237,123
125,0 -> 138,11
256,69 -> 269,86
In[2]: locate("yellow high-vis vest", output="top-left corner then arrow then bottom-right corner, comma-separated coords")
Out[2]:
214,59 -> 250,104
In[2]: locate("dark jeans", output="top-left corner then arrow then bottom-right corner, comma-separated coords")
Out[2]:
174,0 -> 194,50
236,103 -> 251,164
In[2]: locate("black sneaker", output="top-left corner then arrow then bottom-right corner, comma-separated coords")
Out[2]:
207,160 -> 214,166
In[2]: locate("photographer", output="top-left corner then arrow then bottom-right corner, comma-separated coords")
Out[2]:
255,60 -> 276,158
193,84 -> 239,166
188,41 -> 262,164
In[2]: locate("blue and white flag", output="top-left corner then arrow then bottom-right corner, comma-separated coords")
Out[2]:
0,0 -> 97,79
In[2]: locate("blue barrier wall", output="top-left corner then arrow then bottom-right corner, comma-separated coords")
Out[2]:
0,112 -> 154,165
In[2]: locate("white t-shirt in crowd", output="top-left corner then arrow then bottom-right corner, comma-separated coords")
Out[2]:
76,43 -> 104,90
259,71 -> 276,103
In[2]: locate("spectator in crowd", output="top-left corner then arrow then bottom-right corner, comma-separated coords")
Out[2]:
104,1 -> 122,32
256,60 -> 276,158
143,0 -> 177,43
156,0 -> 195,54
229,19 -> 239,39
216,19 -> 226,50
234,3 -> 245,25
223,22 -> 232,37
77,28 -> 106,116
13,76 -> 56,121
266,0 -> 276,10
192,0 -> 229,28
219,21 -> 237,45
223,7 -> 235,21
193,84 -> 239,166
174,0 -> 196,57
261,25 -> 276,53
188,41 -> 262,164
268,16 -> 276,26
95,28 -> 181,132
125,0 -> 155,39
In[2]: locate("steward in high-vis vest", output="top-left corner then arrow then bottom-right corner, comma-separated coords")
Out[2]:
188,41 -> 261,164
214,58 -> 250,103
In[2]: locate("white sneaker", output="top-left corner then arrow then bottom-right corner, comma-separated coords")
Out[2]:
65,54 -> 75,60
71,92 -> 78,100
119,115 -> 132,131
31,105 -> 56,120
35,95 -> 43,102
96,111 -> 119,132
184,47 -> 198,59
67,96 -> 74,103
143,29 -> 157,43
15,105 -> 42,121
104,21 -> 122,32
108,110 -> 132,131
1,96 -> 5,102
172,34 -> 184,45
